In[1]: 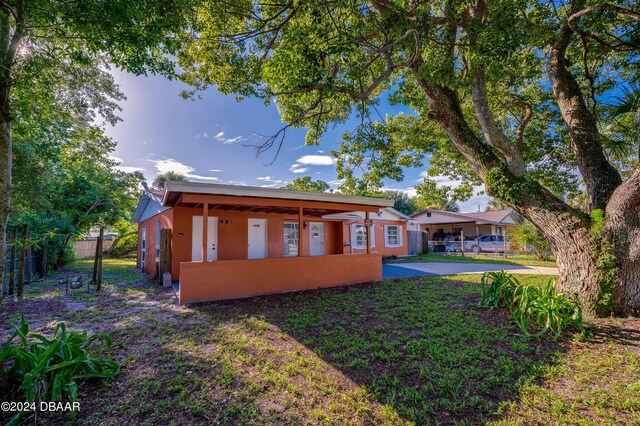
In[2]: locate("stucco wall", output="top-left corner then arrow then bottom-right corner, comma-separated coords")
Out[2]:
178,253 -> 382,304
136,209 -> 173,277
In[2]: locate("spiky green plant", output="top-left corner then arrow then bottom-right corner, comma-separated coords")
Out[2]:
1,315 -> 120,425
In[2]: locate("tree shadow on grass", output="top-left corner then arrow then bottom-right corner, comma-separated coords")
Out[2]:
187,276 -> 570,425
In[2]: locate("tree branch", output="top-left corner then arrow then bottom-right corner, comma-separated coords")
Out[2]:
471,68 -> 527,175
512,98 -> 533,153
568,4 -> 640,24
548,19 -> 622,210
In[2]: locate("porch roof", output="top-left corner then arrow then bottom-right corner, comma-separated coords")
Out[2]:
162,181 -> 393,217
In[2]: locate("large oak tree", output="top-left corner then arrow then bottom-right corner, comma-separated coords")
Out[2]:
178,0 -> 639,316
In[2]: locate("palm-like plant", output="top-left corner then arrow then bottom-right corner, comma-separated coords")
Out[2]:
152,171 -> 188,189
508,221 -> 552,261
601,84 -> 640,175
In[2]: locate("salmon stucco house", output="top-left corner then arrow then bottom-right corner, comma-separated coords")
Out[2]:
131,182 -> 410,304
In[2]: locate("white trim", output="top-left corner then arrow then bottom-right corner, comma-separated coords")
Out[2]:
283,222 -> 299,257
384,225 -> 403,248
350,223 -> 374,249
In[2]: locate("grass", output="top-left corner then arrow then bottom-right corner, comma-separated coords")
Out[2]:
2,258 -> 638,425
390,253 -> 557,268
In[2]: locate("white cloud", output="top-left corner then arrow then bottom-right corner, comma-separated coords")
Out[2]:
209,169 -> 222,173
148,158 -> 221,182
149,158 -> 195,175
213,131 -> 245,144
108,155 -> 145,173
296,155 -> 335,166
289,164 -> 310,174
256,176 -> 283,185
116,166 -> 146,173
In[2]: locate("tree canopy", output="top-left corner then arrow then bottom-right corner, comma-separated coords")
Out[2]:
176,0 -> 640,316
280,176 -> 330,192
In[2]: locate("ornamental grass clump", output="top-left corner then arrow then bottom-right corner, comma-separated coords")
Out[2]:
1,315 -> 120,425
479,270 -> 584,338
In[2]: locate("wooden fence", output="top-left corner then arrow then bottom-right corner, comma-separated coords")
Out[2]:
407,231 -> 429,255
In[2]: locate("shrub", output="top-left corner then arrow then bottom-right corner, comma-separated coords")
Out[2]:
1,315 -> 120,424
479,270 -> 584,338
510,280 -> 584,338
478,269 -> 520,308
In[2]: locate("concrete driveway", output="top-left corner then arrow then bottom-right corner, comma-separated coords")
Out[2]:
382,262 -> 558,280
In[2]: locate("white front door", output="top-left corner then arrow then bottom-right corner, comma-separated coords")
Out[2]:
309,222 -> 324,256
248,218 -> 267,259
191,216 -> 218,261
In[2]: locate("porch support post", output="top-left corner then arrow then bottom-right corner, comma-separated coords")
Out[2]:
202,203 -> 208,262
365,211 -> 371,254
298,207 -> 304,256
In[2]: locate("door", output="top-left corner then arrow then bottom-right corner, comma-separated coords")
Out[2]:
248,218 -> 267,259
309,222 -> 324,256
141,228 -> 146,268
191,216 -> 218,261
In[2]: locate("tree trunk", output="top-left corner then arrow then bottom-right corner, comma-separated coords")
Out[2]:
605,168 -> 640,316
104,230 -> 137,256
0,110 -> 11,298
8,226 -> 16,295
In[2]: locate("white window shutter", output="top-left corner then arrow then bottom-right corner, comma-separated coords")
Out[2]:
399,225 -> 404,246
370,224 -> 375,248
384,225 -> 390,247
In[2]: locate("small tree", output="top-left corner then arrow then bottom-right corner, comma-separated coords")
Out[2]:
153,172 -> 188,190
509,222 -> 552,261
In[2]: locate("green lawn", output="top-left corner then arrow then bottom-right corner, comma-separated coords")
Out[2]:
389,253 -> 558,268
1,259 -> 637,425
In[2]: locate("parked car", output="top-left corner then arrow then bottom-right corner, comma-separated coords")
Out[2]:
465,234 -> 505,254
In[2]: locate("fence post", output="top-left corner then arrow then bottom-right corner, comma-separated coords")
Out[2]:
504,233 -> 508,259
8,227 -> 16,295
461,230 -> 465,257
41,236 -> 49,278
17,225 -> 27,297
26,227 -> 32,284
96,228 -> 104,291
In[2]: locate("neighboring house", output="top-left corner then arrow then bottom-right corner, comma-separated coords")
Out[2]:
131,182 -> 406,304
410,208 -> 522,239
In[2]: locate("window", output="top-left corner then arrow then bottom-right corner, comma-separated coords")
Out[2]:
283,223 -> 299,256
350,224 -> 375,249
385,225 -> 403,247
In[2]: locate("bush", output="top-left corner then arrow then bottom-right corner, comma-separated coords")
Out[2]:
479,269 -> 520,308
479,270 -> 584,338
1,315 -> 120,424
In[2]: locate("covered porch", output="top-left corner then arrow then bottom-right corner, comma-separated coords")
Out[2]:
162,182 -> 392,304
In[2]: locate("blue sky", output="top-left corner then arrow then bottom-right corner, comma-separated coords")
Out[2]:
105,70 -> 490,212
